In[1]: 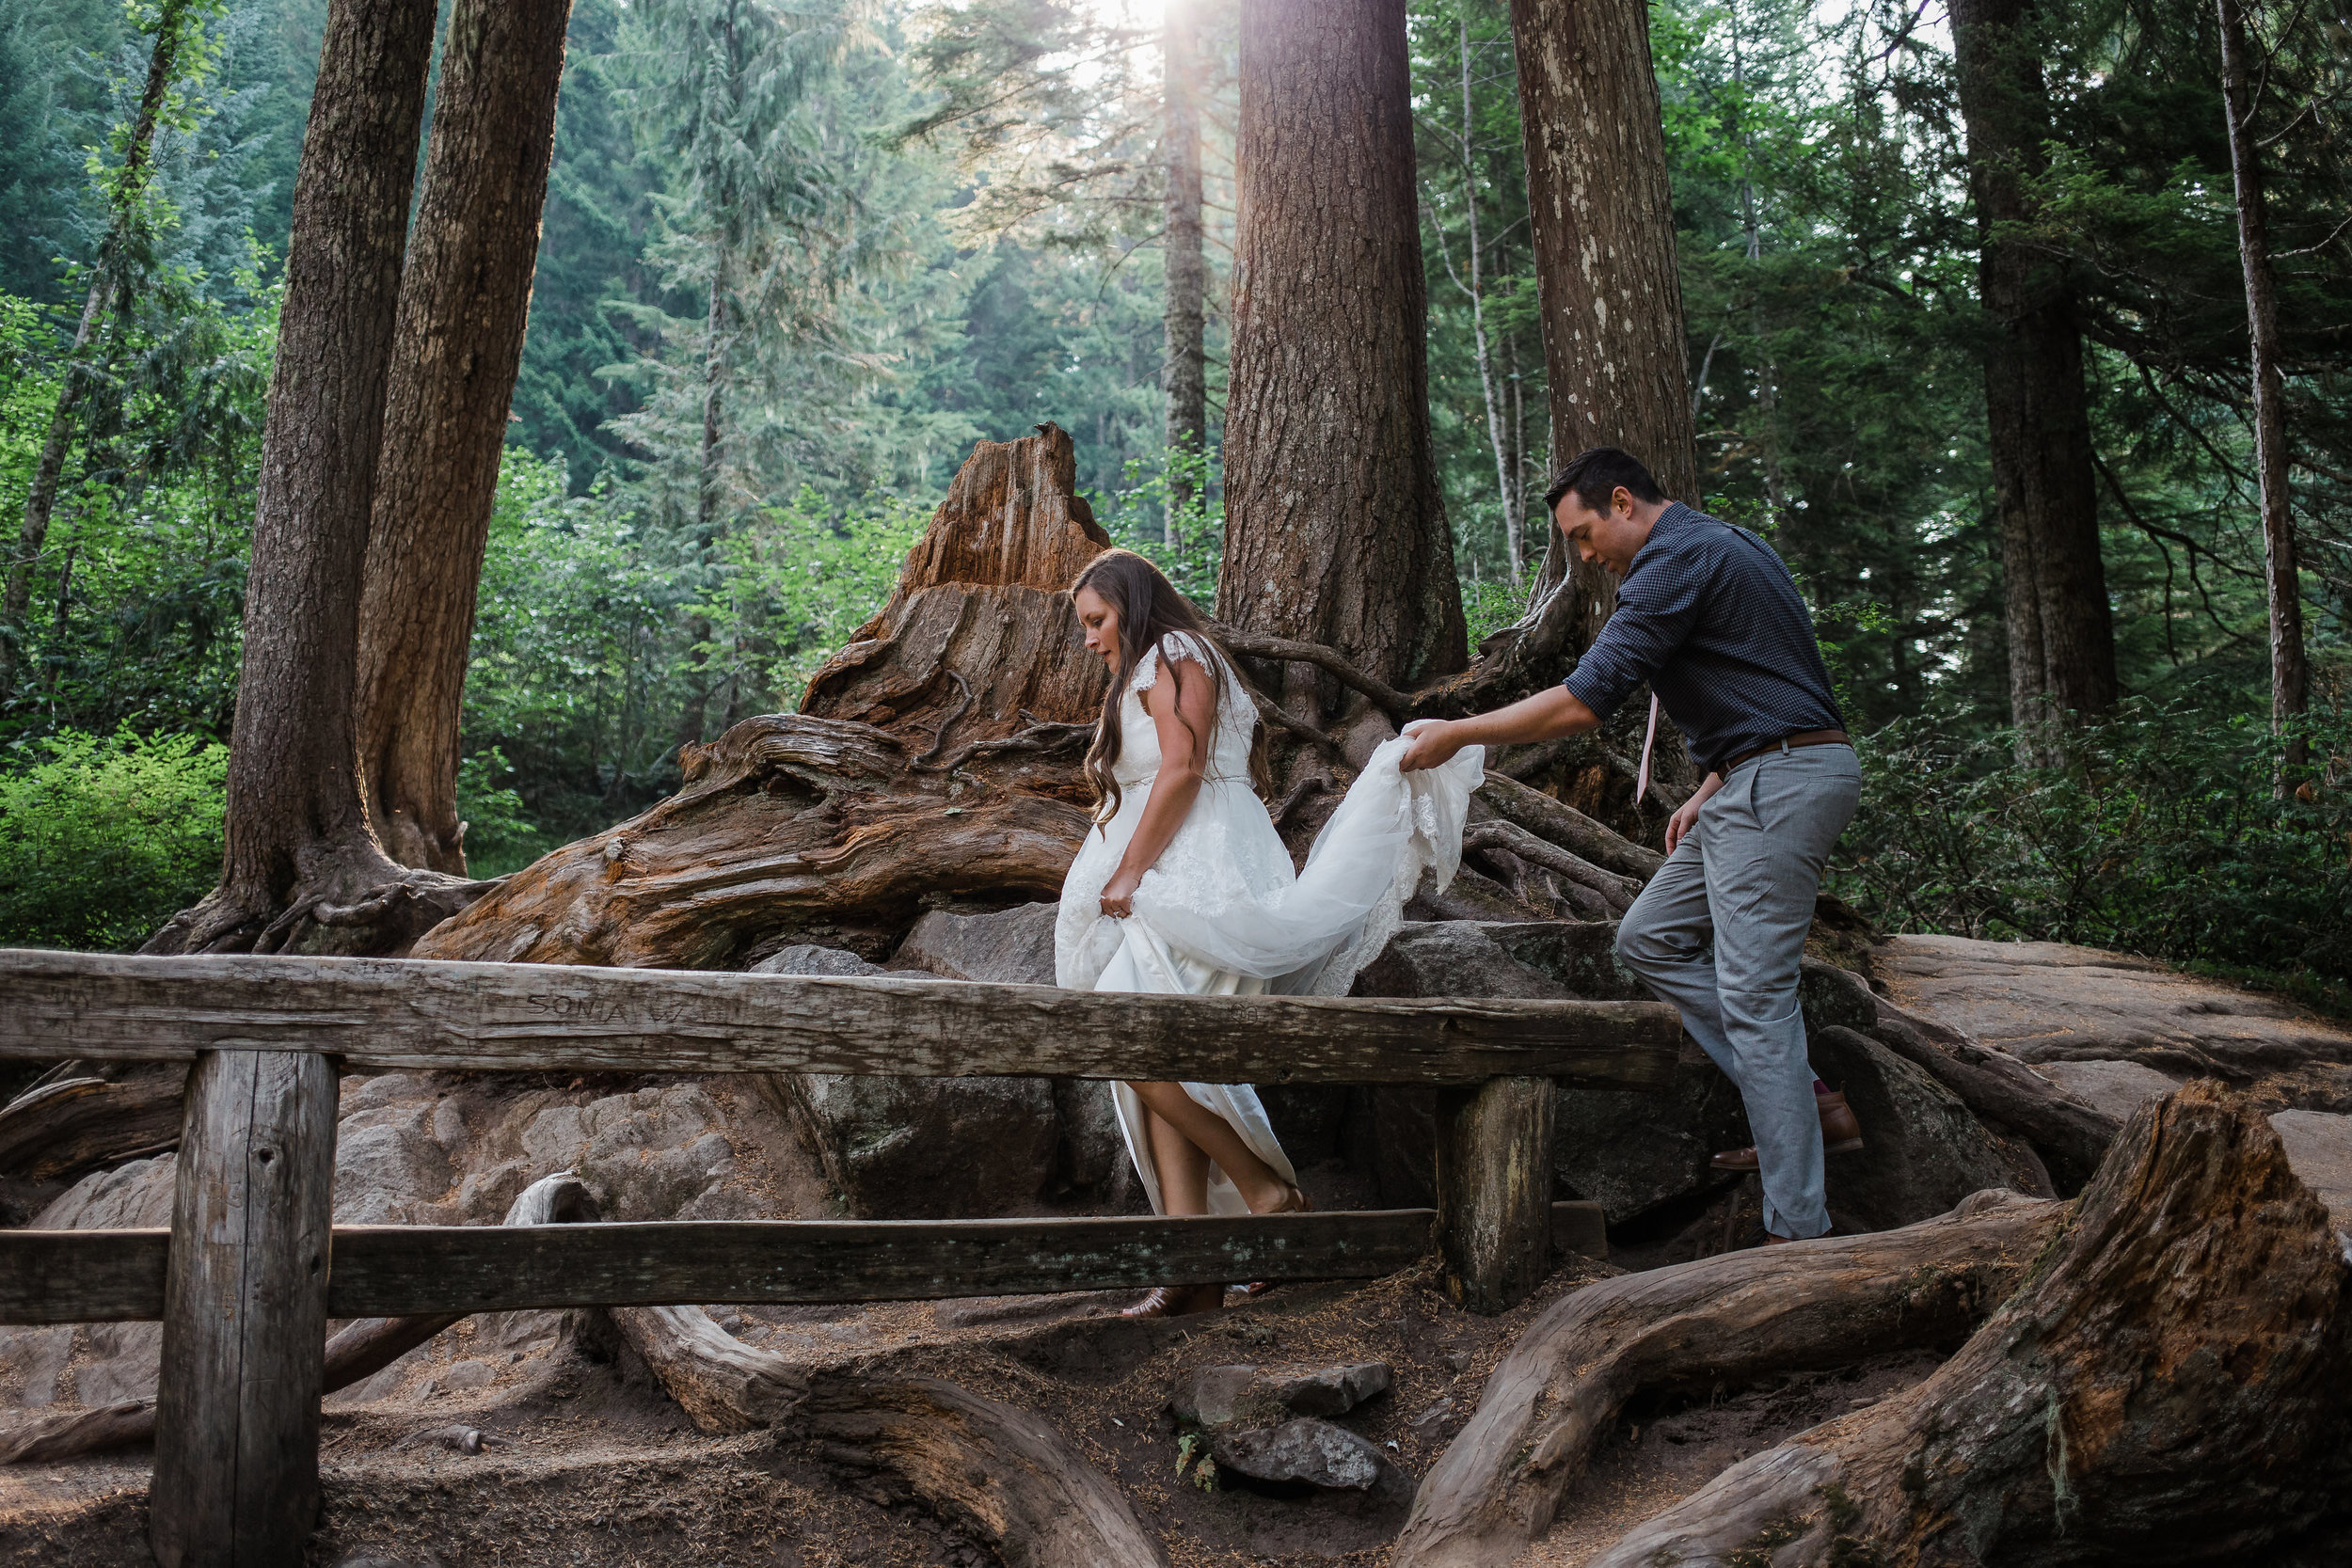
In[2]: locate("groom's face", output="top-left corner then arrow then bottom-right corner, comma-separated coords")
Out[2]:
1554,488 -> 1645,576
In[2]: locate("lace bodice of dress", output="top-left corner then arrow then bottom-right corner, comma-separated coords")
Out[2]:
1113,631 -> 1256,788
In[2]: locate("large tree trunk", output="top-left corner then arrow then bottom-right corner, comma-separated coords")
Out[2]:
2217,0 -> 2310,771
1583,1081 -> 2352,1567
1506,0 -> 1701,649
1160,0 -> 1207,537
1950,0 -> 2117,738
144,0 -> 455,958
1218,0 -> 1466,722
1445,0 -> 1699,816
356,0 -> 575,875
2,2 -> 201,688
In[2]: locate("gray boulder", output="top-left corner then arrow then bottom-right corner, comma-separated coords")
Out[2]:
1171,1362 -> 1391,1428
1209,1418 -> 1394,1492
898,905 -> 1136,1204
2034,1058 -> 2185,1122
893,902 -> 1059,985
1352,921 -> 1901,1224
762,940 -> 1101,1222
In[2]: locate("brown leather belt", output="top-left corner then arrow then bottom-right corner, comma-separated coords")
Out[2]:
1724,729 -> 1851,771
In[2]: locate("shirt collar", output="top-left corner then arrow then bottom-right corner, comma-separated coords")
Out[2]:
1623,500 -> 1700,578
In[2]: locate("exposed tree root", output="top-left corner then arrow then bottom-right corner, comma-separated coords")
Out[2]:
1583,1081 -> 2352,1567
1474,771 -> 1664,880
0,1064 -> 184,1181
1391,1189 -> 2065,1568
1462,820 -> 1640,913
512,1179 -> 1167,1567
0,1173 -> 592,1465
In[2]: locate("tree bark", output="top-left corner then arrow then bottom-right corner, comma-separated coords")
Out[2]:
1161,0 -> 1206,538
357,0 -> 575,875
2217,0 -> 2310,770
2,2 -> 199,688
1950,0 -> 2118,736
1507,0 -> 1699,646
145,0 -> 442,957
1582,1082 -> 2352,1567
1219,0 -> 1466,716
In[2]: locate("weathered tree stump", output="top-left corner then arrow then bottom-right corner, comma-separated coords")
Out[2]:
1584,1080 -> 2352,1567
414,424 -> 1114,968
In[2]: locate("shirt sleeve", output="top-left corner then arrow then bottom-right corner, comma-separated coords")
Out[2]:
1561,544 -> 1707,721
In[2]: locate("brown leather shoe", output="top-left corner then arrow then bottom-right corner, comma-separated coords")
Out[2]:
1709,1090 -> 1865,1171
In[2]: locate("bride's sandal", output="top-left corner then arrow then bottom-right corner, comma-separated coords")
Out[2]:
1232,1184 -> 1315,1300
1121,1282 -> 1222,1319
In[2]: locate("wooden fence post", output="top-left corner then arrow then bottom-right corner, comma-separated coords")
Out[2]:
1435,1075 -> 1554,1314
151,1049 -> 338,1568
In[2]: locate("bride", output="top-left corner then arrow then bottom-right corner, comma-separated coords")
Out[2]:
1053,550 -> 1484,1316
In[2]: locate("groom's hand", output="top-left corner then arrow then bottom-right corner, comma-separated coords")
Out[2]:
1397,720 -> 1463,773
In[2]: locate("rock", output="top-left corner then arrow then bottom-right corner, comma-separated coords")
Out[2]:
893,902 -> 1059,984
752,943 -> 889,977
1209,1418 -> 1394,1491
1353,923 -> 1874,1221
1171,1362 -> 1391,1428
1810,1025 -> 2048,1228
1875,933 -> 2352,1076
2034,1059 -> 2186,1121
2271,1109 -> 2352,1240
422,1359 -> 498,1397
780,1070 -> 1063,1218
0,1325 -> 73,1406
1550,1048 -> 1750,1224
749,943 -> 1066,1217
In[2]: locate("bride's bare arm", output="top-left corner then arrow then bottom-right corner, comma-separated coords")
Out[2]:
1098,657 -> 1216,917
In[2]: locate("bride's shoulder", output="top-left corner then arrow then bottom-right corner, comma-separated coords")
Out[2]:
1130,629 -> 1219,693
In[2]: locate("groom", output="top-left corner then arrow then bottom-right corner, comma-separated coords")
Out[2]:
1399,448 -> 1860,1243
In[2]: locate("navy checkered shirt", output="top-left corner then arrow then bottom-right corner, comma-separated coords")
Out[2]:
1560,502 -> 1845,775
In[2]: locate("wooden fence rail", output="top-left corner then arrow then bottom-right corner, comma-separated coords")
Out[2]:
0,949 -> 1677,1567
0,949 -> 1679,1085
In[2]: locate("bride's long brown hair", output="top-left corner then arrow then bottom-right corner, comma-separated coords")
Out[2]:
1073,550 -> 1268,825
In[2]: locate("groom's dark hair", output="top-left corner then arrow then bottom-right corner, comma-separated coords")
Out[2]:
1545,448 -> 1667,515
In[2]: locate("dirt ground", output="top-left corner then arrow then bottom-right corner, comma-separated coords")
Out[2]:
0,1252 -> 1994,1568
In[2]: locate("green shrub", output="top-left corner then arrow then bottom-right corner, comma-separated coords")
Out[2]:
1832,702 -> 2352,992
0,728 -> 228,951
455,746 -> 560,879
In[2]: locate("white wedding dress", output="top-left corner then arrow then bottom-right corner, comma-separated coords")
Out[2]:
1053,631 -> 1485,1215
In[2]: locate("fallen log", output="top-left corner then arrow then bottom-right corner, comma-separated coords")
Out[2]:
1391,1187 -> 2062,1567
1584,1080 -> 2352,1567
0,1172 -> 592,1464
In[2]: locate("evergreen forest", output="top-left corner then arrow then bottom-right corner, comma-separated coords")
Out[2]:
2,0 -> 2347,998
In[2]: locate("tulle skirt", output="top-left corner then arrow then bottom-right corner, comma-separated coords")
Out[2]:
1055,736 -> 1485,1214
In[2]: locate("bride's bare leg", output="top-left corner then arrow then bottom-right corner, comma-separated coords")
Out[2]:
1144,1105 -> 1212,1216
1122,1106 -> 1222,1317
1125,1082 -> 1298,1213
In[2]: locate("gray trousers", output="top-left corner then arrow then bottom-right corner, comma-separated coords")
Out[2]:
1614,742 -> 1861,1239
